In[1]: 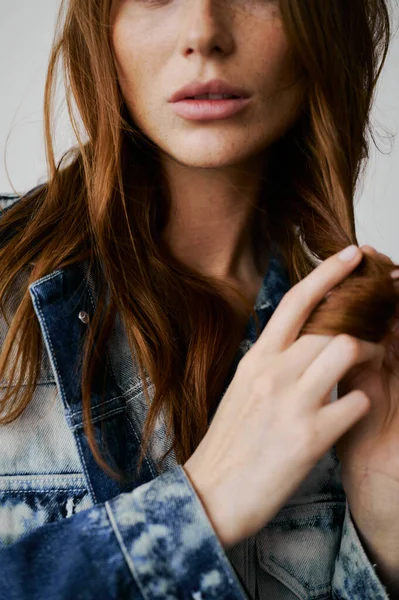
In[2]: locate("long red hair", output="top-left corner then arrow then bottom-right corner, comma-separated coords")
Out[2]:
0,0 -> 397,481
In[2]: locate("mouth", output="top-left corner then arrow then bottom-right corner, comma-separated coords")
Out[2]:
170,95 -> 252,121
182,94 -> 243,100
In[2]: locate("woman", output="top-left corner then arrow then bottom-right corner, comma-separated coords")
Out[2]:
1,0 -> 399,598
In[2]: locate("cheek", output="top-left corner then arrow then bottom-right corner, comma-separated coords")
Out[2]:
259,43 -> 306,118
112,15 -> 164,113
259,29 -> 301,89
112,25 -> 143,105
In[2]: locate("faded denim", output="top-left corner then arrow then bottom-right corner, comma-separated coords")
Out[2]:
0,192 -> 391,599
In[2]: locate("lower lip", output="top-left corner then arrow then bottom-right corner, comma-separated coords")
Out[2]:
170,97 -> 251,121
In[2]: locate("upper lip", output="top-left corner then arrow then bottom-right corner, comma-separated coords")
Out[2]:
168,78 -> 251,102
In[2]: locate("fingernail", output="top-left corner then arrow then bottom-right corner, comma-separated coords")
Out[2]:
339,245 -> 359,262
390,269 -> 399,279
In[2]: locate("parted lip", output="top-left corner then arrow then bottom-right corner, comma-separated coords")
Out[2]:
168,78 -> 251,102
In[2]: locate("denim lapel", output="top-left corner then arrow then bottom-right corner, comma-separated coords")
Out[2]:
28,262 -> 157,504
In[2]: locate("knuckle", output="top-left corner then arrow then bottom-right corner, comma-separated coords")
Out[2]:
237,350 -> 257,377
251,373 -> 279,399
298,333 -> 317,346
296,424 -> 318,462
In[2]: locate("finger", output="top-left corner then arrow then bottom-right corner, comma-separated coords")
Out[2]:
279,333 -> 334,381
297,334 -> 385,407
257,245 -> 363,354
361,244 -> 378,256
315,390 -> 371,453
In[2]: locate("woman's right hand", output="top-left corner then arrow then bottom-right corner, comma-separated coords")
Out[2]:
183,245 -> 386,550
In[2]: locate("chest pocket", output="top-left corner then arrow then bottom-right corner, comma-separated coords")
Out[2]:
0,382 -> 94,548
255,501 -> 346,600
0,473 -> 92,548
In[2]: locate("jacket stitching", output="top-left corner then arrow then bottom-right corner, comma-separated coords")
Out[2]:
125,413 -> 157,479
70,405 -> 127,430
104,501 -> 148,600
84,276 -> 158,480
265,554 -> 331,593
29,282 -> 98,505
4,488 -> 88,494
70,393 -> 126,416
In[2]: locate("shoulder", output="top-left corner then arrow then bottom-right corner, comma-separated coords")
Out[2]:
0,184 -> 48,236
0,183 -> 46,216
0,192 -> 21,213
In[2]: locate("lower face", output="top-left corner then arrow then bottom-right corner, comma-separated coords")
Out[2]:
110,0 -> 307,170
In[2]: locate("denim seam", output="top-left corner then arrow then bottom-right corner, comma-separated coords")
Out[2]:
125,377 -> 154,395
266,554 -> 331,592
71,393 -> 126,416
0,378 -> 56,388
259,556 -> 330,599
104,500 -> 147,600
30,282 -> 98,505
0,473 -> 84,478
125,414 -> 157,479
67,278 -> 101,505
71,420 -> 98,504
177,464 -> 250,595
70,406 -> 127,430
4,488 -> 87,494
30,270 -> 63,287
265,502 -> 345,525
84,277 -> 157,482
84,280 -> 119,391
266,515 -> 340,528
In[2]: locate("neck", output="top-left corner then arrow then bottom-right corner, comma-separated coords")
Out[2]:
160,149 -> 270,290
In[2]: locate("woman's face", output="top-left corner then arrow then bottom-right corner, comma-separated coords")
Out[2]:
110,0 -> 306,169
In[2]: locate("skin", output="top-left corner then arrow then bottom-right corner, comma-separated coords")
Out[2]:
110,4 -> 399,588
110,0 -> 306,302
335,246 -> 399,594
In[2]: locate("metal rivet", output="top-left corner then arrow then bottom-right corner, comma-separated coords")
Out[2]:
78,310 -> 90,324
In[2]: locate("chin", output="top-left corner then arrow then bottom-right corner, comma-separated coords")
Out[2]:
167,145 -> 259,169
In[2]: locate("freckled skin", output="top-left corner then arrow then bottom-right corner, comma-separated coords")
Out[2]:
110,0 -> 307,170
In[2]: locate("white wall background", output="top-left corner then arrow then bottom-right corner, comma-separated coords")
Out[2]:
0,1 -> 398,259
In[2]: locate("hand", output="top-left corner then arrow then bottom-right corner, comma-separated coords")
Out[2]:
336,245 -> 399,531
183,245 -> 384,550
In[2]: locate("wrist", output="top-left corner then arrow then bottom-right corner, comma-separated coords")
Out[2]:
182,462 -> 240,550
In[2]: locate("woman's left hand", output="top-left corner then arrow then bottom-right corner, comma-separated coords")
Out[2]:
336,245 -> 399,526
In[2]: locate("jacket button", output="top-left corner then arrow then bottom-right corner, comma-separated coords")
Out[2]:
78,310 -> 90,324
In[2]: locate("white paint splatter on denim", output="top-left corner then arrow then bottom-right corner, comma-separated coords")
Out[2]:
0,194 -> 392,599
332,500 -> 390,599
106,464 -> 248,599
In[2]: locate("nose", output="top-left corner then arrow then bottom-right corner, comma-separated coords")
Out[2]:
178,0 -> 234,59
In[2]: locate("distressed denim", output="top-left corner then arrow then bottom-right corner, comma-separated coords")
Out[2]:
0,192 -> 391,599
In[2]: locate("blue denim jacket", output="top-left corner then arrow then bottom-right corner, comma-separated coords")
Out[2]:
0,192 -> 391,599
